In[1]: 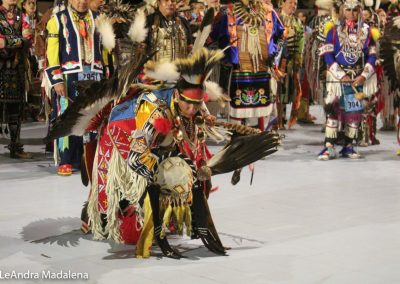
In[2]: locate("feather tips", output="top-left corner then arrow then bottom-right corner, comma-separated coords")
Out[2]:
95,14 -> 116,50
364,0 -> 373,7
192,8 -> 215,53
207,131 -> 280,175
204,81 -> 230,107
144,61 -> 180,82
315,0 -> 334,10
174,49 -> 224,84
128,10 -> 148,43
143,48 -> 224,85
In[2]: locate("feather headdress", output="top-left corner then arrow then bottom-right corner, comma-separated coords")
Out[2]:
143,48 -> 229,105
342,0 -> 362,8
315,0 -> 335,10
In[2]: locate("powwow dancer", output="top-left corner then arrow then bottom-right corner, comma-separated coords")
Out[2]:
46,0 -> 106,175
209,0 -> 285,131
0,0 -> 33,159
48,48 -> 280,259
318,0 -> 379,161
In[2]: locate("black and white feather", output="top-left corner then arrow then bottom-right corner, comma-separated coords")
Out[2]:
192,8 -> 215,53
207,131 -> 280,175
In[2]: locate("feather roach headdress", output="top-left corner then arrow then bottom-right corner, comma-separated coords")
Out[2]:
143,48 -> 229,105
342,0 -> 362,8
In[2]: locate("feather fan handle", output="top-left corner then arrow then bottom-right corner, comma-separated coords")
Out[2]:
95,14 -> 116,50
214,122 -> 261,135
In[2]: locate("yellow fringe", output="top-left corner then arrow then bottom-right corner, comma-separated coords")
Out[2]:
184,204 -> 192,237
161,204 -> 173,239
135,194 -> 154,258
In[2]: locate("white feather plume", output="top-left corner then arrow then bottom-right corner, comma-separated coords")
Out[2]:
364,0 -> 373,7
95,14 -> 115,50
375,0 -> 381,10
144,61 -> 180,82
315,0 -> 334,10
128,10 -> 148,43
52,4 -> 65,14
394,16 -> 400,28
204,81 -> 230,107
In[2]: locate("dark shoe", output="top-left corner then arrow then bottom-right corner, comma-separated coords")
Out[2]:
340,146 -> 361,159
8,143 -> 33,159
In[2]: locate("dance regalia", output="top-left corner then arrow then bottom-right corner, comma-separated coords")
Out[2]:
145,10 -> 193,61
82,9 -> 195,242
0,6 -> 30,157
278,11 -> 304,103
321,21 -> 378,145
210,2 -> 284,127
48,47 -> 280,259
46,7 -> 104,170
305,12 -> 334,105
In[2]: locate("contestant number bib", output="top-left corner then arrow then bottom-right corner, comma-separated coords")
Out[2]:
78,65 -> 102,81
344,93 -> 363,112
78,72 -> 101,81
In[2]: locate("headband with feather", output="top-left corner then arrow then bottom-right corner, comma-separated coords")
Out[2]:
143,48 -> 229,105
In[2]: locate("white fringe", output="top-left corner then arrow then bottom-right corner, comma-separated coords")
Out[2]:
325,126 -> 338,139
87,145 -> 105,240
363,73 -> 378,98
229,104 -> 273,119
345,124 -> 358,139
204,126 -> 231,143
325,71 -> 341,104
104,147 -> 148,243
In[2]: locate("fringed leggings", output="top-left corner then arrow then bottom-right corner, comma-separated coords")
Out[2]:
324,117 -> 359,145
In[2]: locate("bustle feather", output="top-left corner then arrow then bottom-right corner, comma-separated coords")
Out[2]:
143,48 -> 224,85
207,132 -> 280,175
192,8 -> 215,53
174,49 -> 225,84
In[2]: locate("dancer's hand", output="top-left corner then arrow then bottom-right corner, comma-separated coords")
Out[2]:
352,76 -> 366,87
341,75 -> 352,83
54,83 -> 66,97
